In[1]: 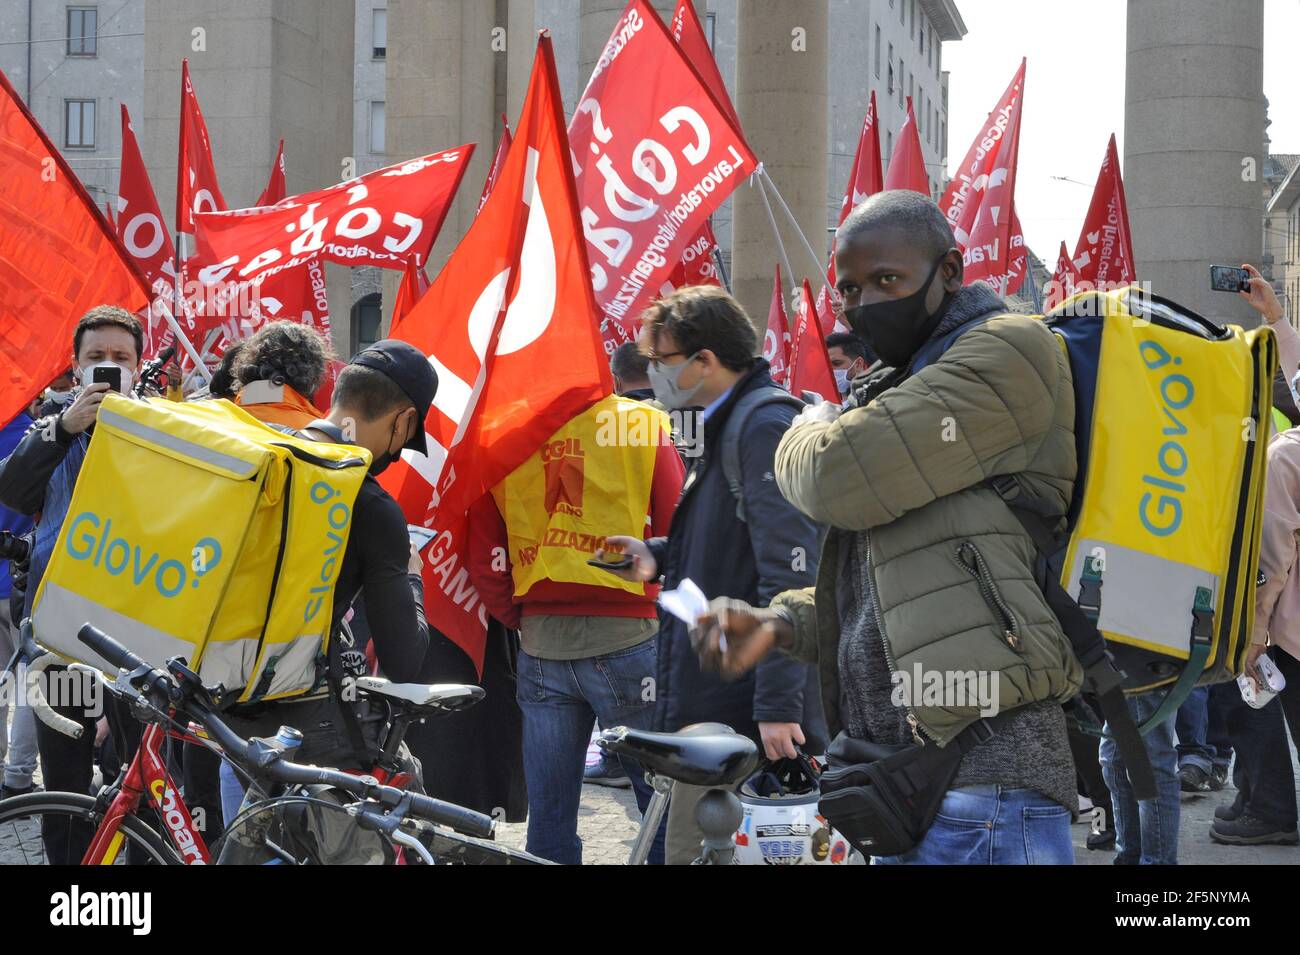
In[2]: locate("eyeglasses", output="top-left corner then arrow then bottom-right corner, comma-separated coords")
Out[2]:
648,350 -> 687,362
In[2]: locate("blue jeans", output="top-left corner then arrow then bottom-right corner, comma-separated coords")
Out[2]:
220,760 -> 246,826
517,639 -> 663,864
1175,686 -> 1231,775
1100,690 -> 1180,864
872,785 -> 1073,865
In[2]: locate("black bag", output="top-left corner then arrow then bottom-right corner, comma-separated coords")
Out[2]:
817,719 -> 996,857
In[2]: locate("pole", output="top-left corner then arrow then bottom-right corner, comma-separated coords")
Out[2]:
759,166 -> 829,287
754,166 -> 794,303
169,231 -> 211,384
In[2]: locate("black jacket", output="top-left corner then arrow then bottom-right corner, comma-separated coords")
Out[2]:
646,360 -> 827,751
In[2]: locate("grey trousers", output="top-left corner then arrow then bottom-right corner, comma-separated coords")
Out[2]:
0,598 -> 39,789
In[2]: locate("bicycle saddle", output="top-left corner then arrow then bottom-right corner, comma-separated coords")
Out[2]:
598,722 -> 759,788
355,677 -> 485,712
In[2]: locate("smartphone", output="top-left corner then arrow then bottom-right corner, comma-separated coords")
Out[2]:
1209,265 -> 1251,293
407,524 -> 437,552
91,365 -> 122,393
587,553 -> 634,572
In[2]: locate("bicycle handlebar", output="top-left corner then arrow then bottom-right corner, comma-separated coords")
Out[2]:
73,624 -> 496,840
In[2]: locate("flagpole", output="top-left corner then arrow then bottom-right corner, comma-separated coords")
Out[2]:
754,166 -> 795,302
759,166 -> 830,287
168,230 -> 211,384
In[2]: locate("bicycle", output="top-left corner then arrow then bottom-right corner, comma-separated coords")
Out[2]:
0,622 -> 522,864
1,623 -> 761,864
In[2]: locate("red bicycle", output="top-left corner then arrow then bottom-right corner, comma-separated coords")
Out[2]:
0,622 -> 501,865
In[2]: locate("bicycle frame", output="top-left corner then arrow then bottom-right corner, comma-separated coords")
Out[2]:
82,721 -> 210,865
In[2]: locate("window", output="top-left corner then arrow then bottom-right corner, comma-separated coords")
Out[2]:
351,293 -> 383,355
64,99 -> 94,148
705,12 -> 717,49
372,8 -> 387,58
910,0 -> 916,38
67,6 -> 97,56
919,22 -> 925,53
887,44 -> 894,91
900,0 -> 905,23
874,25 -> 881,78
369,100 -> 385,153
886,129 -> 893,161
908,72 -> 913,105
899,59 -> 905,106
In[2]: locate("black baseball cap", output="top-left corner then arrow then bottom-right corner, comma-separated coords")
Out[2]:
349,339 -> 437,455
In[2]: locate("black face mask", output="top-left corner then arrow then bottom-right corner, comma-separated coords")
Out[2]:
368,415 -> 406,476
843,255 -> 954,368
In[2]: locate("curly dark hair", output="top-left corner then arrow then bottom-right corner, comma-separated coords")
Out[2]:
233,321 -> 332,396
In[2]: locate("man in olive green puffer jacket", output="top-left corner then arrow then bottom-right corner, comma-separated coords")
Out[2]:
694,191 -> 1084,865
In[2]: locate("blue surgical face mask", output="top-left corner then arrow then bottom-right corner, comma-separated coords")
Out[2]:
834,368 -> 850,395
647,353 -> 704,409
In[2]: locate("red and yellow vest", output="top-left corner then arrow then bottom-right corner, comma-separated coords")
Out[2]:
491,394 -> 670,599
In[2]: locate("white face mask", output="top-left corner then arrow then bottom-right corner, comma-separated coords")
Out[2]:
78,360 -> 134,396
834,368 -> 850,395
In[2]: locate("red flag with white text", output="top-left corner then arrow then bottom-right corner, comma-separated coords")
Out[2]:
176,59 -> 227,234
118,104 -> 180,355
883,98 -> 930,195
1046,240 -> 1075,311
762,263 -> 792,387
257,138 -> 287,207
1069,134 -> 1135,289
789,280 -> 838,404
570,0 -> 757,350
193,146 -> 474,285
828,90 -> 883,292
389,256 -> 431,335
0,69 -> 150,423
380,35 -> 613,671
940,60 -> 1026,295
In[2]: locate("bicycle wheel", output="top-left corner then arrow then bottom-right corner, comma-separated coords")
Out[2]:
0,792 -> 181,865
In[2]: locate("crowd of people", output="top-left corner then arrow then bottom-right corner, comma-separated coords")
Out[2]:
1,190 -> 1298,865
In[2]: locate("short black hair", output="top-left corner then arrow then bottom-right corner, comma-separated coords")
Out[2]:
234,320 -> 331,396
331,364 -> 412,421
208,342 -> 245,400
610,342 -> 649,382
825,332 -> 871,363
837,190 -> 955,262
74,305 -> 144,363
639,285 -> 756,372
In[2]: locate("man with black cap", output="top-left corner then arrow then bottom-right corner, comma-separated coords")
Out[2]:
219,339 -> 438,820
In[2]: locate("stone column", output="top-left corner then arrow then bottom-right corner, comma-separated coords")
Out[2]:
1124,0 -> 1265,326
730,0 -> 828,328
383,0 -> 498,325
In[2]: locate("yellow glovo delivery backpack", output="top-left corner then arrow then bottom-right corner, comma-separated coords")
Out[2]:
915,285 -> 1277,751
32,393 -> 370,704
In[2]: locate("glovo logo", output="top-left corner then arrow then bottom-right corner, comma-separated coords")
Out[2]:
302,480 -> 352,624
64,512 -> 223,599
1137,338 -> 1193,538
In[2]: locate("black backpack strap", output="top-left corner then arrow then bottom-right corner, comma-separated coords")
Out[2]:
985,475 -> 1157,802
719,387 -> 806,522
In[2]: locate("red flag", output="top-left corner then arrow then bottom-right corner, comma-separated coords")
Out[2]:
117,104 -> 180,353
789,280 -> 838,404
663,219 -> 722,293
941,60 -> 1026,295
176,59 -> 227,234
1045,240 -> 1075,311
814,283 -> 845,336
883,98 -> 930,195
940,60 -> 1025,255
1069,134 -> 1135,289
828,90 -> 883,290
256,138 -> 287,207
380,34 -> 613,671
389,256 -> 431,334
0,69 -> 150,423
570,0 -> 757,349
670,0 -> 740,128
477,116 -> 513,214
762,264 -> 792,387
193,146 -> 473,284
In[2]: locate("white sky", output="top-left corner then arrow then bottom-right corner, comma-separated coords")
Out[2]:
941,0 -> 1300,262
